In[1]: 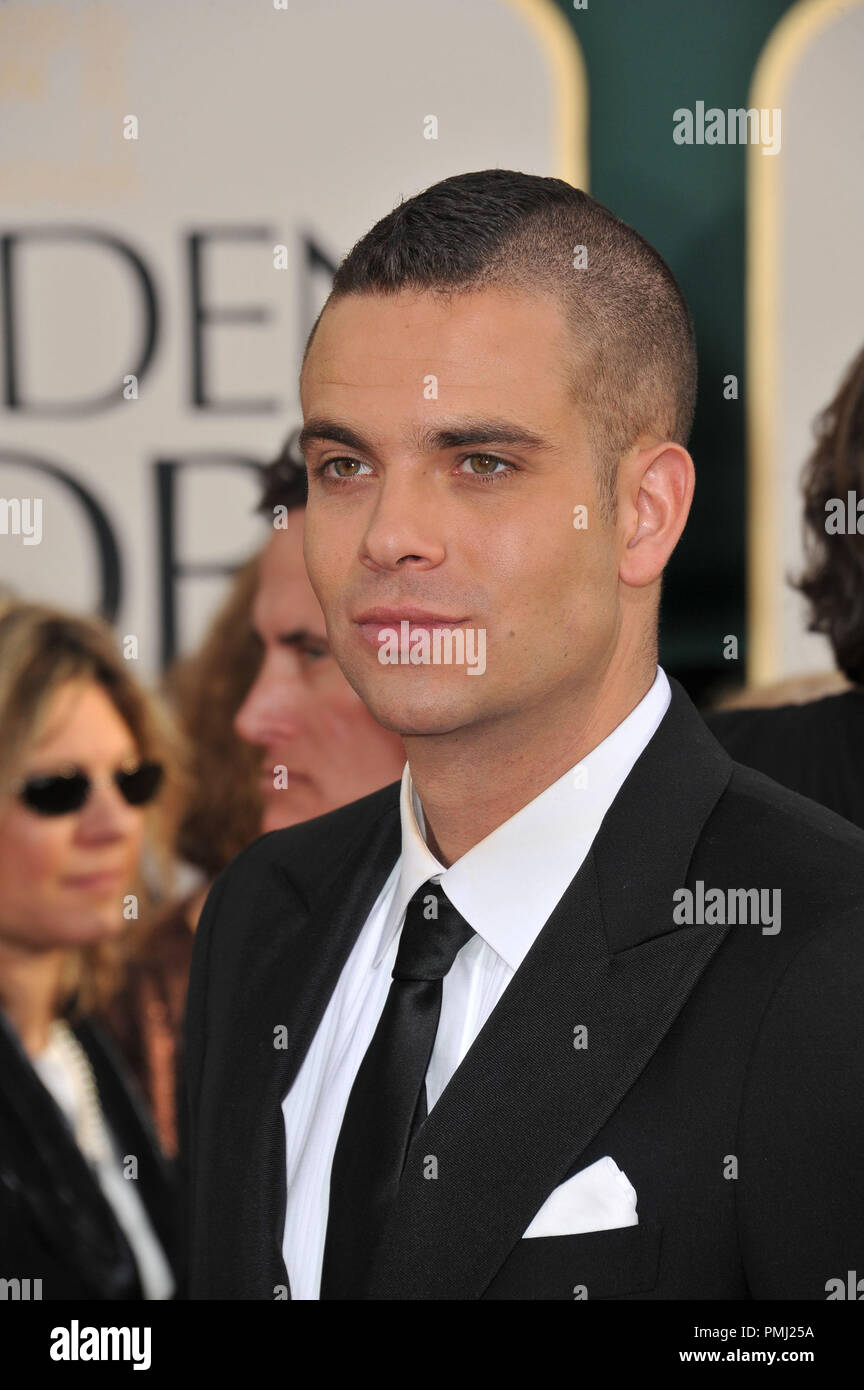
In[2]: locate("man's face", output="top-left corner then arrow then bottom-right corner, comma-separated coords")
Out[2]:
300,287 -> 622,738
233,515 -> 406,832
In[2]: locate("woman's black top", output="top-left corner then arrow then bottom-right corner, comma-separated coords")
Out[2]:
0,1009 -> 182,1299
705,689 -> 864,833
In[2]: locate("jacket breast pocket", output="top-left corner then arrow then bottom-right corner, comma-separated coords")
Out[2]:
482,1220 -> 663,1301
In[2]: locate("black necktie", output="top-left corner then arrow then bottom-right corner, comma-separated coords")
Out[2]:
319,880 -> 475,1299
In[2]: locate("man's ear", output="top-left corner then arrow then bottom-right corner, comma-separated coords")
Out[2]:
618,443 -> 695,588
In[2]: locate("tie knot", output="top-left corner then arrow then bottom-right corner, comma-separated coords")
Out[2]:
392,881 -> 475,982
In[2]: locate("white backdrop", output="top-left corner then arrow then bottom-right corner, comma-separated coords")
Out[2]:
0,0 -> 584,672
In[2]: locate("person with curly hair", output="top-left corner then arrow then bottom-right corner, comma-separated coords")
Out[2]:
707,342 -> 864,829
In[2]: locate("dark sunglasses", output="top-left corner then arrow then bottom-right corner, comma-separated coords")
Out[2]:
16,760 -> 164,817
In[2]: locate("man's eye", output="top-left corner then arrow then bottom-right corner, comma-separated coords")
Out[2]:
457,454 -> 514,480
301,643 -> 330,661
317,457 -> 372,480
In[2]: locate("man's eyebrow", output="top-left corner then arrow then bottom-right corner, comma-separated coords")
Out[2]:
413,420 -> 557,454
296,417 -> 556,457
297,420 -> 367,456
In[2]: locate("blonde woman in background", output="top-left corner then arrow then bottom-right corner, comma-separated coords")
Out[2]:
0,601 -> 185,1299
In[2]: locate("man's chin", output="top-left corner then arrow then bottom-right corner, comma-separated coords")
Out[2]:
358,687 -> 479,738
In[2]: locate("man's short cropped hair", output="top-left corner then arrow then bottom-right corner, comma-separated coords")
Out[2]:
303,169 -> 697,517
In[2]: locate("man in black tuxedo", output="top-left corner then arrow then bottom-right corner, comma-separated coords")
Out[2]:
183,170 -> 864,1300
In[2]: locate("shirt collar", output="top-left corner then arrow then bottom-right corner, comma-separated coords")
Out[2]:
372,667 -> 671,971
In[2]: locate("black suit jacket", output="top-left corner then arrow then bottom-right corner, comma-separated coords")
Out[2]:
183,678 -> 864,1299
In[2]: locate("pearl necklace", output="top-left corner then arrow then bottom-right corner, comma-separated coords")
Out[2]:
37,1019 -> 113,1166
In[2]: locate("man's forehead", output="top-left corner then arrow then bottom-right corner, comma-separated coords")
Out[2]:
304,286 -> 569,372
255,537 -> 322,627
261,521 -> 305,572
300,289 -> 580,439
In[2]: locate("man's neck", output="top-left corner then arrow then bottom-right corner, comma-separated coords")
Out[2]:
406,661 -> 657,866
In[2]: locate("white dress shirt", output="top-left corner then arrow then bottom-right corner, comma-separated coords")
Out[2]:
281,667 -> 671,1298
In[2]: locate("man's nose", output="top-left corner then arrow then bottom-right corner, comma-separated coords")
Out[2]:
233,665 -> 306,747
360,472 -> 447,571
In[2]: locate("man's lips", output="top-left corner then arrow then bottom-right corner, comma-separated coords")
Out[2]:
352,607 -> 469,646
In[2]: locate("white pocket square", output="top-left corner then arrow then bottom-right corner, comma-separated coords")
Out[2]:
522,1156 -> 638,1238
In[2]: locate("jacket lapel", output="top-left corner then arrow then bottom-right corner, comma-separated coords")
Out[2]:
365,680 -> 734,1298
211,796 -> 402,1298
